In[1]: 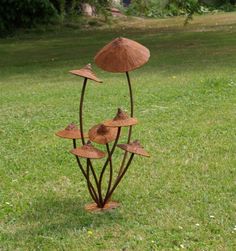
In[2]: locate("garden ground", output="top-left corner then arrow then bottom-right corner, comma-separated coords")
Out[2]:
0,12 -> 236,250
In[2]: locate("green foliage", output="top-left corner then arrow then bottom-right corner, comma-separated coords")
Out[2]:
173,0 -> 202,24
49,0 -> 83,15
48,0 -> 112,22
0,0 -> 235,35
0,0 -> 112,35
218,2 -> 236,11
49,0 -> 112,14
125,0 -> 202,18
124,0 -> 235,19
91,0 -> 112,21
0,0 -> 58,35
125,0 -> 164,17
201,0 -> 236,11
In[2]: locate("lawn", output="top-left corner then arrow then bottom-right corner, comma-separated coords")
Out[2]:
0,12 -> 236,250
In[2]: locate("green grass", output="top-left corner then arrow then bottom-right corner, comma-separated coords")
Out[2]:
1,13 -> 236,250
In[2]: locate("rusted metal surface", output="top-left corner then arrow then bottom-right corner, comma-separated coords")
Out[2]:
103,108 -> 138,127
89,124 -> 118,144
71,141 -> 106,159
94,37 -> 150,73
79,78 -> 87,145
55,123 -> 88,139
118,140 -> 150,157
56,37 -> 150,212
85,201 -> 120,212
118,71 -> 134,176
69,64 -> 102,83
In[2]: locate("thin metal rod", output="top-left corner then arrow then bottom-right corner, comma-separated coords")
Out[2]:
104,153 -> 135,205
72,139 -> 98,203
126,71 -> 134,117
98,127 -> 121,206
88,159 -> 100,203
76,156 -> 98,203
118,71 -> 134,176
73,139 -> 77,148
103,144 -> 113,206
78,78 -> 101,205
86,159 -> 100,205
79,78 -> 88,145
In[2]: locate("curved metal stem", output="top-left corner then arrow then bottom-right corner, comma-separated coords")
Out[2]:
126,71 -> 134,117
75,155 -> 98,203
79,78 -> 88,145
98,127 -> 121,206
104,153 -> 135,205
103,144 -> 113,206
86,159 -> 100,205
73,139 -> 77,148
72,139 -> 98,203
118,71 -> 134,177
88,159 -> 100,202
78,77 -> 101,205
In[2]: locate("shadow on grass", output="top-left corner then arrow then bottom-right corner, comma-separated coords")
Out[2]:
10,196 -> 123,240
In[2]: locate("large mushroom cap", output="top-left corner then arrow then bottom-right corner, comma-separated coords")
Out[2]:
56,123 -> 88,139
88,124 -> 118,144
103,108 -> 138,127
69,64 -> 102,83
71,141 -> 106,159
94,37 -> 150,73
117,140 -> 150,157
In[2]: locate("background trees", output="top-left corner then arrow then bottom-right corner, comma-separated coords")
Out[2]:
0,0 -> 235,35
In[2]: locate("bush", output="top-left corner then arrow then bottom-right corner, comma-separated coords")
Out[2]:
124,0 -> 202,18
0,0 -> 113,35
218,2 -> 236,11
124,0 -> 167,18
48,0 -> 112,21
124,0 -> 235,19
202,0 -> 236,11
49,0 -> 81,15
0,0 -> 58,35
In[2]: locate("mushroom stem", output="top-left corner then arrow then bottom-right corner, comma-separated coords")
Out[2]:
104,153 -> 135,205
72,139 -> 99,203
75,156 -> 99,204
98,127 -> 121,207
73,139 -> 77,148
86,159 -> 101,206
72,139 -> 100,202
103,143 -> 113,207
79,78 -> 88,145
126,71 -> 134,117
117,71 -> 134,177
87,159 -> 101,204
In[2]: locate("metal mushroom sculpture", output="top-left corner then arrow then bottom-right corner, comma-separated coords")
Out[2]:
56,38 -> 150,212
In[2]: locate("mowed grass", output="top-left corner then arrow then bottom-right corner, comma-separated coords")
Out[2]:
1,12 -> 236,250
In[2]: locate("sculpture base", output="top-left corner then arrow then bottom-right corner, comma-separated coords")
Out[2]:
85,201 -> 120,212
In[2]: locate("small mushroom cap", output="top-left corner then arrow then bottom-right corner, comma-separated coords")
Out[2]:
56,123 -> 88,139
94,37 -> 150,73
69,64 -> 102,83
88,124 -> 118,144
117,140 -> 150,157
71,141 -> 106,159
103,108 -> 138,127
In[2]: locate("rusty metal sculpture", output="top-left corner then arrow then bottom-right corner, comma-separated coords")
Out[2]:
56,37 -> 150,212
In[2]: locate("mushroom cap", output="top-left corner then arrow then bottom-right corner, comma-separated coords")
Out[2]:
117,140 -> 150,157
88,124 -> 118,144
103,108 -> 138,127
71,141 -> 106,159
56,123 -> 88,139
94,37 -> 150,73
69,64 -> 102,83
